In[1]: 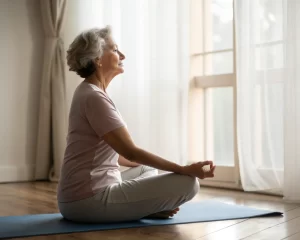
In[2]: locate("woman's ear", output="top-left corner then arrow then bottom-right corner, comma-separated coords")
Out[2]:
94,57 -> 102,68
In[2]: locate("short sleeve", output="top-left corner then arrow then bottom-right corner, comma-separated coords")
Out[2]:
84,91 -> 126,137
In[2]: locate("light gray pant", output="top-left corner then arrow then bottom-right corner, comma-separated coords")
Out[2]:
58,166 -> 199,223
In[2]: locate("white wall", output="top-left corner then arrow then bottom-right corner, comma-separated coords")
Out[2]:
0,0 -> 44,182
0,0 -> 106,182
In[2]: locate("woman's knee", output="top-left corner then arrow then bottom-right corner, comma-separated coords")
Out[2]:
190,176 -> 200,199
178,175 -> 200,200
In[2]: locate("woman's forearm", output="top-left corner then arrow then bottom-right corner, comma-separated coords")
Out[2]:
130,147 -> 186,174
118,155 -> 140,167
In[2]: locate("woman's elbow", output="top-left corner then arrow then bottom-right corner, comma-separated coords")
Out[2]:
122,147 -> 140,162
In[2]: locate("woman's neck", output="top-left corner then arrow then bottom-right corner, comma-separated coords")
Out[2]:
85,73 -> 108,92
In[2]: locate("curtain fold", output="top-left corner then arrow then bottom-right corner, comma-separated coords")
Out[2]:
235,0 -> 300,202
35,0 -> 68,181
284,0 -> 300,203
235,0 -> 284,193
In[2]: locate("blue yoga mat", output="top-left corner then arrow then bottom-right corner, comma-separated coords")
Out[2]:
0,200 -> 282,239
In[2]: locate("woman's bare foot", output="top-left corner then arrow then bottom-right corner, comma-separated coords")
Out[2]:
144,207 -> 180,219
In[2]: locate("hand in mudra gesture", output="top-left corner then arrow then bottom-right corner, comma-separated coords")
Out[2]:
183,161 -> 216,179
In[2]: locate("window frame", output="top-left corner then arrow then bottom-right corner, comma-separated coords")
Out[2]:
189,0 -> 239,188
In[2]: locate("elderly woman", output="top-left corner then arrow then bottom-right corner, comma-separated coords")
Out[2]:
57,26 -> 216,223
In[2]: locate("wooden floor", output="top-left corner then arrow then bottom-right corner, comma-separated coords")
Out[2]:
1,182 -> 300,240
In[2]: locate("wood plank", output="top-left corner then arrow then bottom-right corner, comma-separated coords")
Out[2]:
242,217 -> 300,240
196,207 -> 300,240
283,232 -> 300,240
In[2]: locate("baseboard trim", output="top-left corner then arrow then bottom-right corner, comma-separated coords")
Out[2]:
0,165 -> 35,183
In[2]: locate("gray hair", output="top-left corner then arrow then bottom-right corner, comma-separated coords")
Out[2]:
66,26 -> 112,78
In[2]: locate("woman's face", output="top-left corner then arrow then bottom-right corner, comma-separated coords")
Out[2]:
99,37 -> 125,77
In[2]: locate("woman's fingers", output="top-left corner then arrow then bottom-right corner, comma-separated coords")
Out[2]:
204,171 -> 214,178
186,161 -> 216,179
202,161 -> 216,171
200,162 -> 216,179
200,161 -> 213,167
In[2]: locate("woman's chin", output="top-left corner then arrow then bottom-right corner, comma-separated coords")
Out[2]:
118,67 -> 124,73
112,66 -> 124,76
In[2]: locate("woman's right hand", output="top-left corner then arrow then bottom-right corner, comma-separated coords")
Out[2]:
182,161 -> 216,179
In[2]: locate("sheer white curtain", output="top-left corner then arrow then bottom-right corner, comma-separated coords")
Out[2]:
235,0 -> 300,202
284,0 -> 300,202
64,0 -> 190,166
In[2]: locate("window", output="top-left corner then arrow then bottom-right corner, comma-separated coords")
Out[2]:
189,0 -> 284,188
189,0 -> 238,186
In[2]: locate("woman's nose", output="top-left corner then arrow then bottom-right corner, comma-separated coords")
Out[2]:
119,51 -> 125,60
